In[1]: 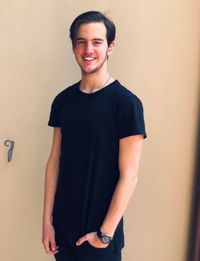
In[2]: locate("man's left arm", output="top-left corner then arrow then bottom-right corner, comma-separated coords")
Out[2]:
100,134 -> 145,236
76,134 -> 145,247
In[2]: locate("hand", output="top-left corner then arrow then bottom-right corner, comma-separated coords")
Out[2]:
42,223 -> 59,254
76,232 -> 109,249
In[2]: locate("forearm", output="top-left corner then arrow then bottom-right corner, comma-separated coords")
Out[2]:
42,158 -> 60,225
100,175 -> 138,236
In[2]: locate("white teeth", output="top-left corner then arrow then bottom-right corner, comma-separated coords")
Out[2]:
83,57 -> 95,61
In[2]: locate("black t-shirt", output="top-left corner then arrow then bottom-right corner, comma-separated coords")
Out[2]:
48,79 -> 147,252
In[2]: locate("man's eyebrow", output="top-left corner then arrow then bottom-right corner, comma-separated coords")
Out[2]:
92,38 -> 104,41
75,38 -> 85,41
75,38 -> 104,42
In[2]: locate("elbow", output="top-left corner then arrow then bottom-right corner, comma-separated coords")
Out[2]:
119,174 -> 138,187
130,176 -> 138,187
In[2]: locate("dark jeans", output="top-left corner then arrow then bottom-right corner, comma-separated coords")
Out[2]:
54,241 -> 122,261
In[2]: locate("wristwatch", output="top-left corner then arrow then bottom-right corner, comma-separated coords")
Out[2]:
97,229 -> 113,244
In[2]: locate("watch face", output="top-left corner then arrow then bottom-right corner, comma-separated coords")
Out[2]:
102,235 -> 111,244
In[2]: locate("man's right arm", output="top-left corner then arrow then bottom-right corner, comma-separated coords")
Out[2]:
42,127 -> 61,254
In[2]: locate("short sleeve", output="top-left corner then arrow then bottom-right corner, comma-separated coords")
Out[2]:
117,96 -> 147,139
48,95 -> 62,127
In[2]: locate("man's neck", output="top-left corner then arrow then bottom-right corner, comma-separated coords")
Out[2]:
80,71 -> 114,93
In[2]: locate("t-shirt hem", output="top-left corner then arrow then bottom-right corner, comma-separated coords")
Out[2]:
118,131 -> 147,139
48,122 -> 61,127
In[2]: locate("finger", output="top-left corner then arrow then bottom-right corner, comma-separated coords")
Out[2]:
43,240 -> 58,254
50,241 -> 58,251
43,240 -> 50,253
76,235 -> 88,246
45,246 -> 59,255
52,249 -> 59,254
49,243 -> 59,254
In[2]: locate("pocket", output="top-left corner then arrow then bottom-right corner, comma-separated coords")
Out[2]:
86,241 -> 109,250
83,240 -> 116,257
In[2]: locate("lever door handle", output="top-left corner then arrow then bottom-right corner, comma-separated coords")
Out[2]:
4,140 -> 15,162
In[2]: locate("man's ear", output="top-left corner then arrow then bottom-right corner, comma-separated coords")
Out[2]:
107,41 -> 115,57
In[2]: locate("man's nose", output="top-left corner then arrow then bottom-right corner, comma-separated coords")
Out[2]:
84,43 -> 93,53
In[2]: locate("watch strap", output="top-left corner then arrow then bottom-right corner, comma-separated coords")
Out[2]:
97,228 -> 113,241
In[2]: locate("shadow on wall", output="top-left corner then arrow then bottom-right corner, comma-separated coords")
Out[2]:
186,90 -> 200,261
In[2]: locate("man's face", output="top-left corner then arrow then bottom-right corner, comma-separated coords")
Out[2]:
72,22 -> 114,75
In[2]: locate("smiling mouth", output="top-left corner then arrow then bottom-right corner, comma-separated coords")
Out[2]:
83,57 -> 96,61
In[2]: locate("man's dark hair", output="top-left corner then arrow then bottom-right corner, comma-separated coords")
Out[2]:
69,11 -> 116,47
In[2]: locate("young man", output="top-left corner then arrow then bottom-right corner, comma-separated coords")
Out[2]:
42,11 -> 147,261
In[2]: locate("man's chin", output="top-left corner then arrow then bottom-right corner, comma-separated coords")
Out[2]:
81,67 -> 99,75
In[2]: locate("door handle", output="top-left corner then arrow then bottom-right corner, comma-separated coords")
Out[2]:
4,140 -> 15,162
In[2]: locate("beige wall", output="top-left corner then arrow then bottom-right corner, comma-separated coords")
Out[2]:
0,1 -> 200,261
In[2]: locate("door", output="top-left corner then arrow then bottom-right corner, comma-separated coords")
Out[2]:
0,2 -> 55,260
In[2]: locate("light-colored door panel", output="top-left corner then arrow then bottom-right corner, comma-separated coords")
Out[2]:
0,2 -> 54,260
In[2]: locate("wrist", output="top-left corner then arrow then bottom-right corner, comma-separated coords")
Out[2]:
42,215 -> 52,225
100,227 -> 115,238
97,228 -> 113,244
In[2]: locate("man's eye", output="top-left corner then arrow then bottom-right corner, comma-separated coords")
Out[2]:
75,40 -> 86,45
93,41 -> 102,45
